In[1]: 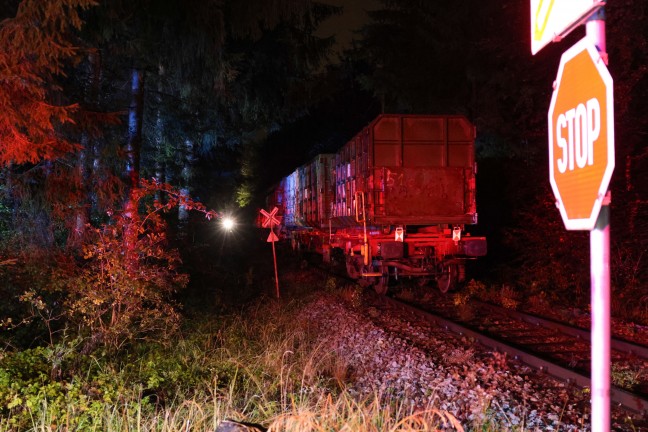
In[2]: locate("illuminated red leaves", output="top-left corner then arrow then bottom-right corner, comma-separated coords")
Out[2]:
0,0 -> 97,165
139,178 -> 219,221
67,178 -> 214,350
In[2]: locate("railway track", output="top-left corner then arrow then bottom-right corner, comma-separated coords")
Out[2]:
306,257 -> 648,419
379,293 -> 648,416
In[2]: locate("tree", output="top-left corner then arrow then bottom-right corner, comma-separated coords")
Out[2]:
0,0 -> 97,165
63,180 -> 216,351
0,0 -> 102,250
0,0 -> 343,352
352,0 -> 476,114
225,3 -> 340,207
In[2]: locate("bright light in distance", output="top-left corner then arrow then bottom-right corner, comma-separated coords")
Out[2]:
221,216 -> 235,231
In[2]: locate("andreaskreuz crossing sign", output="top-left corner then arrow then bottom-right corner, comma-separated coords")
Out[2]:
260,207 -> 281,229
548,37 -> 614,231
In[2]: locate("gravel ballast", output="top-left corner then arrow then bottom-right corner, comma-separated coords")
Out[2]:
299,292 -> 644,431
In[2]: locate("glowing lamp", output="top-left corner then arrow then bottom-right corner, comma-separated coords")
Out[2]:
221,216 -> 235,231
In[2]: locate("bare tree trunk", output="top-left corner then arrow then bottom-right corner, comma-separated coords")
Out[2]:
88,50 -> 103,217
126,67 -> 145,191
70,50 -> 102,247
153,63 -> 166,203
124,67 -> 145,259
178,138 -> 194,225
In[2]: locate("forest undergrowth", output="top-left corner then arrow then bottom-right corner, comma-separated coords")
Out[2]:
0,265 -> 477,431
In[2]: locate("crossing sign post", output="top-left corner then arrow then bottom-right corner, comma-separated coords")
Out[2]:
260,207 -> 282,298
543,23 -> 614,432
534,2 -> 615,428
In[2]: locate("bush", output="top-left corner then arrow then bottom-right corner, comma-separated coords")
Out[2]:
0,343 -> 120,430
1,179 -> 217,354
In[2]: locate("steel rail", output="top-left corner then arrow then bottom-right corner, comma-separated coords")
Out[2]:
473,300 -> 648,359
384,296 -> 648,415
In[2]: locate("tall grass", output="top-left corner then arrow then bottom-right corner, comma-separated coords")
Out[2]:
0,290 -> 473,432
11,257 -> 607,432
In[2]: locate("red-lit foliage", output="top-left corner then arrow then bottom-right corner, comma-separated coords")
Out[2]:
0,0 -> 97,164
60,179 -> 217,351
136,178 -> 218,222
3,179 -> 218,352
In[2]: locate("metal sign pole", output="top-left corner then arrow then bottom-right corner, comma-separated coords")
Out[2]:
587,10 -> 610,432
590,196 -> 611,431
271,228 -> 280,299
260,208 -> 282,299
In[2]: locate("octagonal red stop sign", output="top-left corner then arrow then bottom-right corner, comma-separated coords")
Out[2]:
548,37 -> 614,231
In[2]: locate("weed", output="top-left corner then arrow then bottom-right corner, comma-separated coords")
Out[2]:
324,276 -> 337,292
500,284 -> 520,309
611,363 -> 645,390
526,290 -> 551,314
338,284 -> 363,309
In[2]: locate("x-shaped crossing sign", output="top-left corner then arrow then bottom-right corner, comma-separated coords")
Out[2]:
260,207 -> 281,228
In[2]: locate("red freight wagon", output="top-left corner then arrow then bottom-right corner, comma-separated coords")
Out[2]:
332,115 -> 477,225
272,114 -> 486,293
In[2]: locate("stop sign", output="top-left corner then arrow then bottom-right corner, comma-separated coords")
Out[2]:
548,37 -> 614,231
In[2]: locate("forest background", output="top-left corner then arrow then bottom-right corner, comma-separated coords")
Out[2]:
0,0 -> 646,421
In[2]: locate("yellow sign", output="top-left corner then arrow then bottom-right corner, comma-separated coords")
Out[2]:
531,0 -> 604,54
533,0 -> 555,43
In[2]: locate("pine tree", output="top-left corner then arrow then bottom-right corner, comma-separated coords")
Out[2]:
0,0 -> 97,164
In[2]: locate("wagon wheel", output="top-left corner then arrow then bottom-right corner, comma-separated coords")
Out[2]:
436,263 -> 457,294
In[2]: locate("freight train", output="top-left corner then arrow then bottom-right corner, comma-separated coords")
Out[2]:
266,114 -> 487,294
